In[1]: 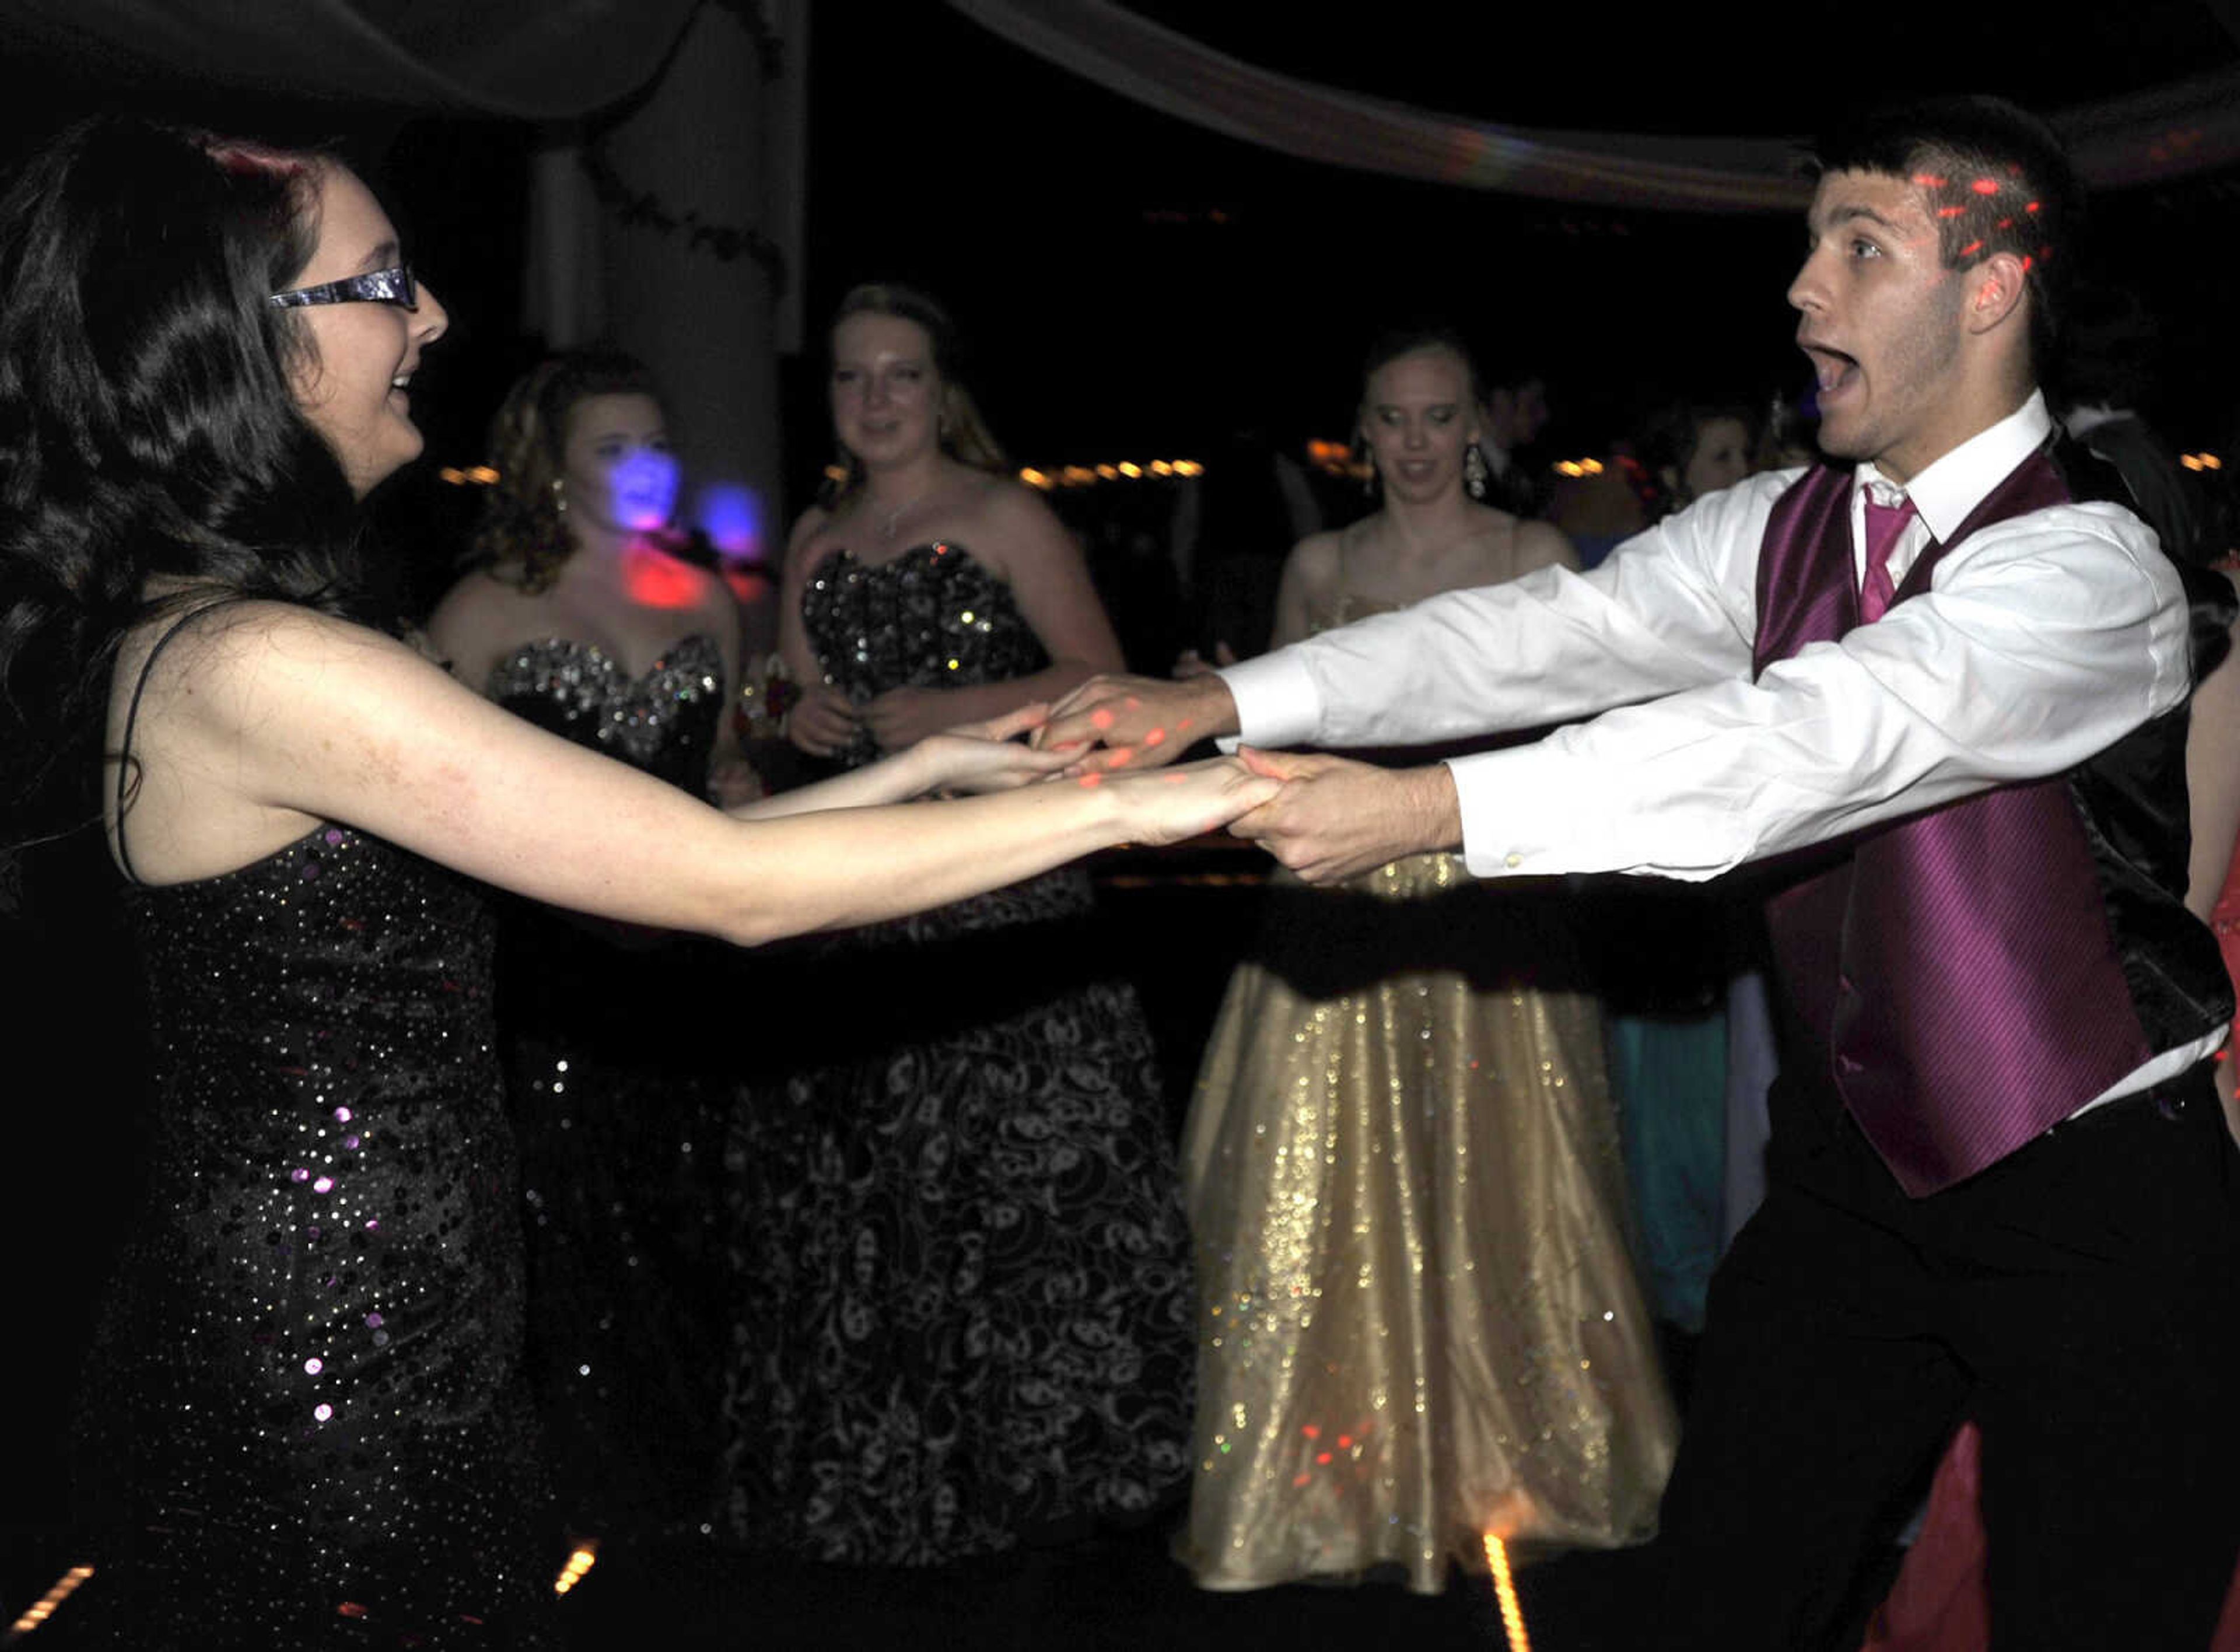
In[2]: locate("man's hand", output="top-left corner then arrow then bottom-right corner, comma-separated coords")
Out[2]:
1036,673 -> 1238,769
1230,750 -> 1464,884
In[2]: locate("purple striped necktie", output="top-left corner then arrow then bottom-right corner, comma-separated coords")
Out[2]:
1859,490 -> 1918,622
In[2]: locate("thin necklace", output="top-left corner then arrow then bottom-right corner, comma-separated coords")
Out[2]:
873,484 -> 932,541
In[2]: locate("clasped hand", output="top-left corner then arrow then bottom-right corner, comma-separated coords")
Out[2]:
1034,672 -> 1233,771
1227,750 -> 1463,884
914,702 -> 1072,794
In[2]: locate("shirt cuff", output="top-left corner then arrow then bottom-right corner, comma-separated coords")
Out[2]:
1448,744 -> 1621,880
1217,649 -> 1323,751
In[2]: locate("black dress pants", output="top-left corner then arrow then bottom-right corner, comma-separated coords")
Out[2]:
1656,1062 -> 2240,1650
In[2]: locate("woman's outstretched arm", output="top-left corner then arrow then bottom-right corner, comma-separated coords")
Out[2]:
108,602 -> 1274,944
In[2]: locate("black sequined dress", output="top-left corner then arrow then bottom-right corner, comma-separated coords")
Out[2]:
74,825 -> 559,1648
717,541 -> 1194,1563
483,634 -> 730,1543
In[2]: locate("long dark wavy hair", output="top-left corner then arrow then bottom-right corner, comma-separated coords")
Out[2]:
471,349 -> 662,594
0,117 -> 370,848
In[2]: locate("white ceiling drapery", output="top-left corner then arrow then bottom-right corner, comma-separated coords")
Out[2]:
949,0 -> 2240,209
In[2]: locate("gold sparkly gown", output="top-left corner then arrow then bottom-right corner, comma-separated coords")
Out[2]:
1177,592 -> 1678,1593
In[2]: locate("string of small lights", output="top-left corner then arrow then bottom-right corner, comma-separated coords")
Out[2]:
553,1541 -> 598,1597
4,1564 -> 93,1643
1480,1534 -> 1532,1650
440,449 -> 2232,490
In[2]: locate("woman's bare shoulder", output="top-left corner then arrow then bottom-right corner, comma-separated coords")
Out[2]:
120,598 -> 418,733
964,471 -> 1062,534
1282,528 -> 1347,589
1510,516 -> 1581,574
424,565 -> 544,676
784,503 -> 846,578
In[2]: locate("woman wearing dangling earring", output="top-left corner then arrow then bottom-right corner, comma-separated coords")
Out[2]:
714,284 -> 1197,1566
429,349 -> 754,804
1174,325 -> 1678,1593
424,350 -> 755,1552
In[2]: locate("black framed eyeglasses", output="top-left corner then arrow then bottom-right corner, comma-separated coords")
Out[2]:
267,264 -> 418,310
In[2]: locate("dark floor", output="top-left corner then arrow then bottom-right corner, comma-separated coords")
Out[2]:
545,1527 -> 1667,1650
0,1522 -> 1662,1650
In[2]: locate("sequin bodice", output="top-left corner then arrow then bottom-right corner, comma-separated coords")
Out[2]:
487,632 -> 723,792
802,543 -> 1049,769
84,825 -> 554,1640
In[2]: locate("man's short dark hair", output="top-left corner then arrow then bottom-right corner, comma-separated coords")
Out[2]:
1812,97 -> 2078,382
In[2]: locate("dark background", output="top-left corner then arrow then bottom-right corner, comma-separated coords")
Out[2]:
5,0 -> 2235,537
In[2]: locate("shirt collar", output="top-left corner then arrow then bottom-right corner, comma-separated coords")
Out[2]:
1852,390 -> 2053,542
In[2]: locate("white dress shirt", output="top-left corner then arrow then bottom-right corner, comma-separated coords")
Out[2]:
1220,391 -> 2217,1105
1223,393 -> 2189,880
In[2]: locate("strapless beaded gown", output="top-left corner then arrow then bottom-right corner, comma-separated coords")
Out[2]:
1177,592 -> 1678,1592
484,634 -> 730,1542
72,826 -> 558,1648
716,541 -> 1194,1563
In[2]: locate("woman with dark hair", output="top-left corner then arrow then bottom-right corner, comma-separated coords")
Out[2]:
1637,399 -> 1760,520
0,121 -> 1270,1645
715,283 -> 1196,1564
1176,327 -> 1676,1592
424,352 -> 749,1548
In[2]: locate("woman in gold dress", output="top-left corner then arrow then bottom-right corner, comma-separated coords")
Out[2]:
1177,328 -> 1678,1592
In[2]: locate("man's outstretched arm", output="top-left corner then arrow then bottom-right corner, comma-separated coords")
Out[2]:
1038,475 -> 1779,767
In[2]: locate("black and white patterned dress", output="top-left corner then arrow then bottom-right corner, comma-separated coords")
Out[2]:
716,541 -> 1193,1564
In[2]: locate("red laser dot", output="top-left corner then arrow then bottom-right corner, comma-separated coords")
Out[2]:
1090,708 -> 1115,731
2025,201 -> 2041,214
338,1602 -> 370,1620
1143,727 -> 1167,747
1078,773 -> 1104,788
1911,172 -> 1948,188
1959,239 -> 1984,257
1316,1452 -> 1333,1465
1972,177 -> 2000,195
1937,205 -> 1966,219
1301,1424 -> 1321,1440
2021,255 -> 2034,272
1178,716 -> 1195,732
1997,217 -> 2014,229
1124,696 -> 1142,710
1338,1434 -> 1353,1448
1293,1472 -> 1312,1488
1105,747 -> 1136,768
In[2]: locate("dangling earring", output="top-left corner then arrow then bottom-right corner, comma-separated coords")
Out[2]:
551,476 -> 568,517
1464,442 -> 1489,501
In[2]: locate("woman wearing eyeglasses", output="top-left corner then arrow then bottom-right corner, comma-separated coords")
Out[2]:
0,120 -> 1273,1645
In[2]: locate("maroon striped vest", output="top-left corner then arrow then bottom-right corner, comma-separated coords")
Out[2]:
1752,452 -> 2228,1195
